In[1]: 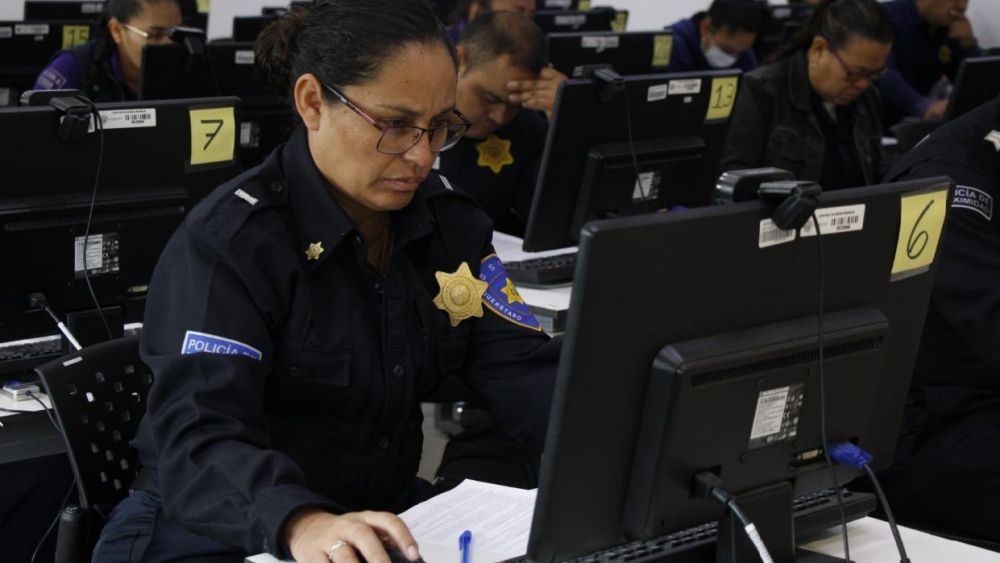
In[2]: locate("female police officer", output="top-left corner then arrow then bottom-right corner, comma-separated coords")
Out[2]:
92,1 -> 558,562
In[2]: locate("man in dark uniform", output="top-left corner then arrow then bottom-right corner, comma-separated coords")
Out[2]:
438,11 -> 563,237
880,0 -> 981,126
880,95 -> 1000,543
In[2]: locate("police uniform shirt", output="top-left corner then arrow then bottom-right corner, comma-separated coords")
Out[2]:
130,127 -> 559,557
884,96 -> 1000,392
436,109 -> 548,237
880,0 -> 981,126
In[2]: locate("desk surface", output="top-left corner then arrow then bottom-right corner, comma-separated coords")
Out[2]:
247,518 -> 1000,562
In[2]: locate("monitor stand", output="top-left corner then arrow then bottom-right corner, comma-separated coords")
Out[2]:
64,305 -> 124,351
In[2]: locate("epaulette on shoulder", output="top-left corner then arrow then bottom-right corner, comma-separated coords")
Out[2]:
192,167 -> 288,240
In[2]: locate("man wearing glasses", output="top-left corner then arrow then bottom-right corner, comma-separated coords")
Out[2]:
437,11 -> 564,237
34,0 -> 183,101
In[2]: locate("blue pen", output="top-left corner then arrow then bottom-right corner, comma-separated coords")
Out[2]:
459,529 -> 472,563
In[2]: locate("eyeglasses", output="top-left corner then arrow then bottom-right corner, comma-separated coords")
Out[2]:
323,84 -> 471,155
122,23 -> 172,43
826,43 -> 887,84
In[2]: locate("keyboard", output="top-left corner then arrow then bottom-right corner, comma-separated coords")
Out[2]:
504,488 -> 875,563
0,335 -> 62,376
505,252 -> 577,285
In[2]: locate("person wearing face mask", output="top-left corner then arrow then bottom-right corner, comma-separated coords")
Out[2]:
447,0 -> 537,43
90,1 -> 559,561
33,0 -> 183,102
438,11 -> 564,237
720,0 -> 892,191
880,0 -> 981,126
665,0 -> 764,74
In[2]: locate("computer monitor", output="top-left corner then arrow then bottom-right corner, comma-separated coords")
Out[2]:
754,4 -> 815,63
522,68 -> 741,251
139,42 -> 295,166
232,15 -> 276,42
0,96 -> 241,354
23,0 -> 104,21
945,55 -> 1000,120
0,19 -> 96,106
547,30 -> 674,77
533,8 -> 624,34
526,177 -> 952,562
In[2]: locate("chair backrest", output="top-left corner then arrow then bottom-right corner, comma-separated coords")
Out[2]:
35,335 -> 152,511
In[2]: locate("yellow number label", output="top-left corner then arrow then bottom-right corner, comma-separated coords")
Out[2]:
652,34 -> 673,68
197,0 -> 211,14
189,107 -> 235,166
579,0 -> 592,10
62,25 -> 90,49
891,189 -> 948,281
706,76 -> 739,121
612,11 -> 627,32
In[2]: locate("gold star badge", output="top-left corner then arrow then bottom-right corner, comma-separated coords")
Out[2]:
475,135 -> 514,174
305,242 -> 324,261
939,45 -> 952,64
501,278 -> 525,305
433,262 -> 489,327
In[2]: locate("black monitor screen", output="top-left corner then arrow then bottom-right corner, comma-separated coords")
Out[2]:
523,69 -> 741,251
0,97 -> 241,349
533,8 -> 623,34
23,1 -> 104,21
527,177 -> 952,562
232,15 -> 276,42
0,20 -> 96,104
946,56 -> 1000,120
547,31 -> 674,78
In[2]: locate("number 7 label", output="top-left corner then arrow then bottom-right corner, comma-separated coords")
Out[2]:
891,189 -> 949,281
189,107 -> 235,166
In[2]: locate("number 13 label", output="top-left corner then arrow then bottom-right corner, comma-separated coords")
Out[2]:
706,76 -> 739,121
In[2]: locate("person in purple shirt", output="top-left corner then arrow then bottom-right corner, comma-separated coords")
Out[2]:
879,0 -> 980,126
666,0 -> 764,74
33,0 -> 181,102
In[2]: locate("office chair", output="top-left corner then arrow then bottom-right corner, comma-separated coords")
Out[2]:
34,335 -> 153,563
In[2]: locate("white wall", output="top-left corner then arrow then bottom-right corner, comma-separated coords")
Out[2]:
2,1 -> 997,46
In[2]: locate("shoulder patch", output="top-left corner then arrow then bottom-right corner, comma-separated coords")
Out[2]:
952,185 -> 993,221
985,130 -> 1000,152
181,330 -> 262,361
478,254 -> 542,331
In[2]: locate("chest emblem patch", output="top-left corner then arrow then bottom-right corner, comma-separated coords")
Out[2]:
476,134 -> 514,174
433,262 -> 489,327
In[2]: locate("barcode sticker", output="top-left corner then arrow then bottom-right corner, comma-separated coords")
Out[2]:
15,24 -> 50,36
234,50 -> 254,65
82,2 -> 103,14
668,79 -> 702,95
800,204 -> 866,237
87,108 -> 158,132
581,35 -> 619,51
759,219 -> 796,248
647,84 -> 668,102
555,14 -> 587,26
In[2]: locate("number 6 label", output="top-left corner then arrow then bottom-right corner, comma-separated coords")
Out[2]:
891,189 -> 949,281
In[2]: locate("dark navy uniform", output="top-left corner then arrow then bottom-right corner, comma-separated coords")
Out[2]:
879,0 -> 981,127
437,110 -> 548,237
93,128 -> 559,561
879,96 -> 1000,542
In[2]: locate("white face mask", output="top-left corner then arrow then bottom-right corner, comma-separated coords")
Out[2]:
703,44 -> 738,68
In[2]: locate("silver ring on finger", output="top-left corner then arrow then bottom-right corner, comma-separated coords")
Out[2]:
327,540 -> 347,560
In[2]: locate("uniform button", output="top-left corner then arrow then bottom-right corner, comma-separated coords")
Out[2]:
353,236 -> 363,248
392,364 -> 405,377
374,282 -> 382,292
378,437 -> 390,449
269,181 -> 284,194
288,366 -> 301,379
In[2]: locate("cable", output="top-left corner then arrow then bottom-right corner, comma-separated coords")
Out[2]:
82,100 -> 114,342
30,476 -> 78,563
827,443 -> 910,563
694,472 -> 775,563
621,86 -> 649,202
810,213 -> 850,562
26,390 -> 60,432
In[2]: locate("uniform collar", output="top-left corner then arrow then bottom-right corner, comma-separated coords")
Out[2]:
280,128 -> 435,270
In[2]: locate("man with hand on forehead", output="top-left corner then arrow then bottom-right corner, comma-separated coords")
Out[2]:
438,11 -> 567,237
